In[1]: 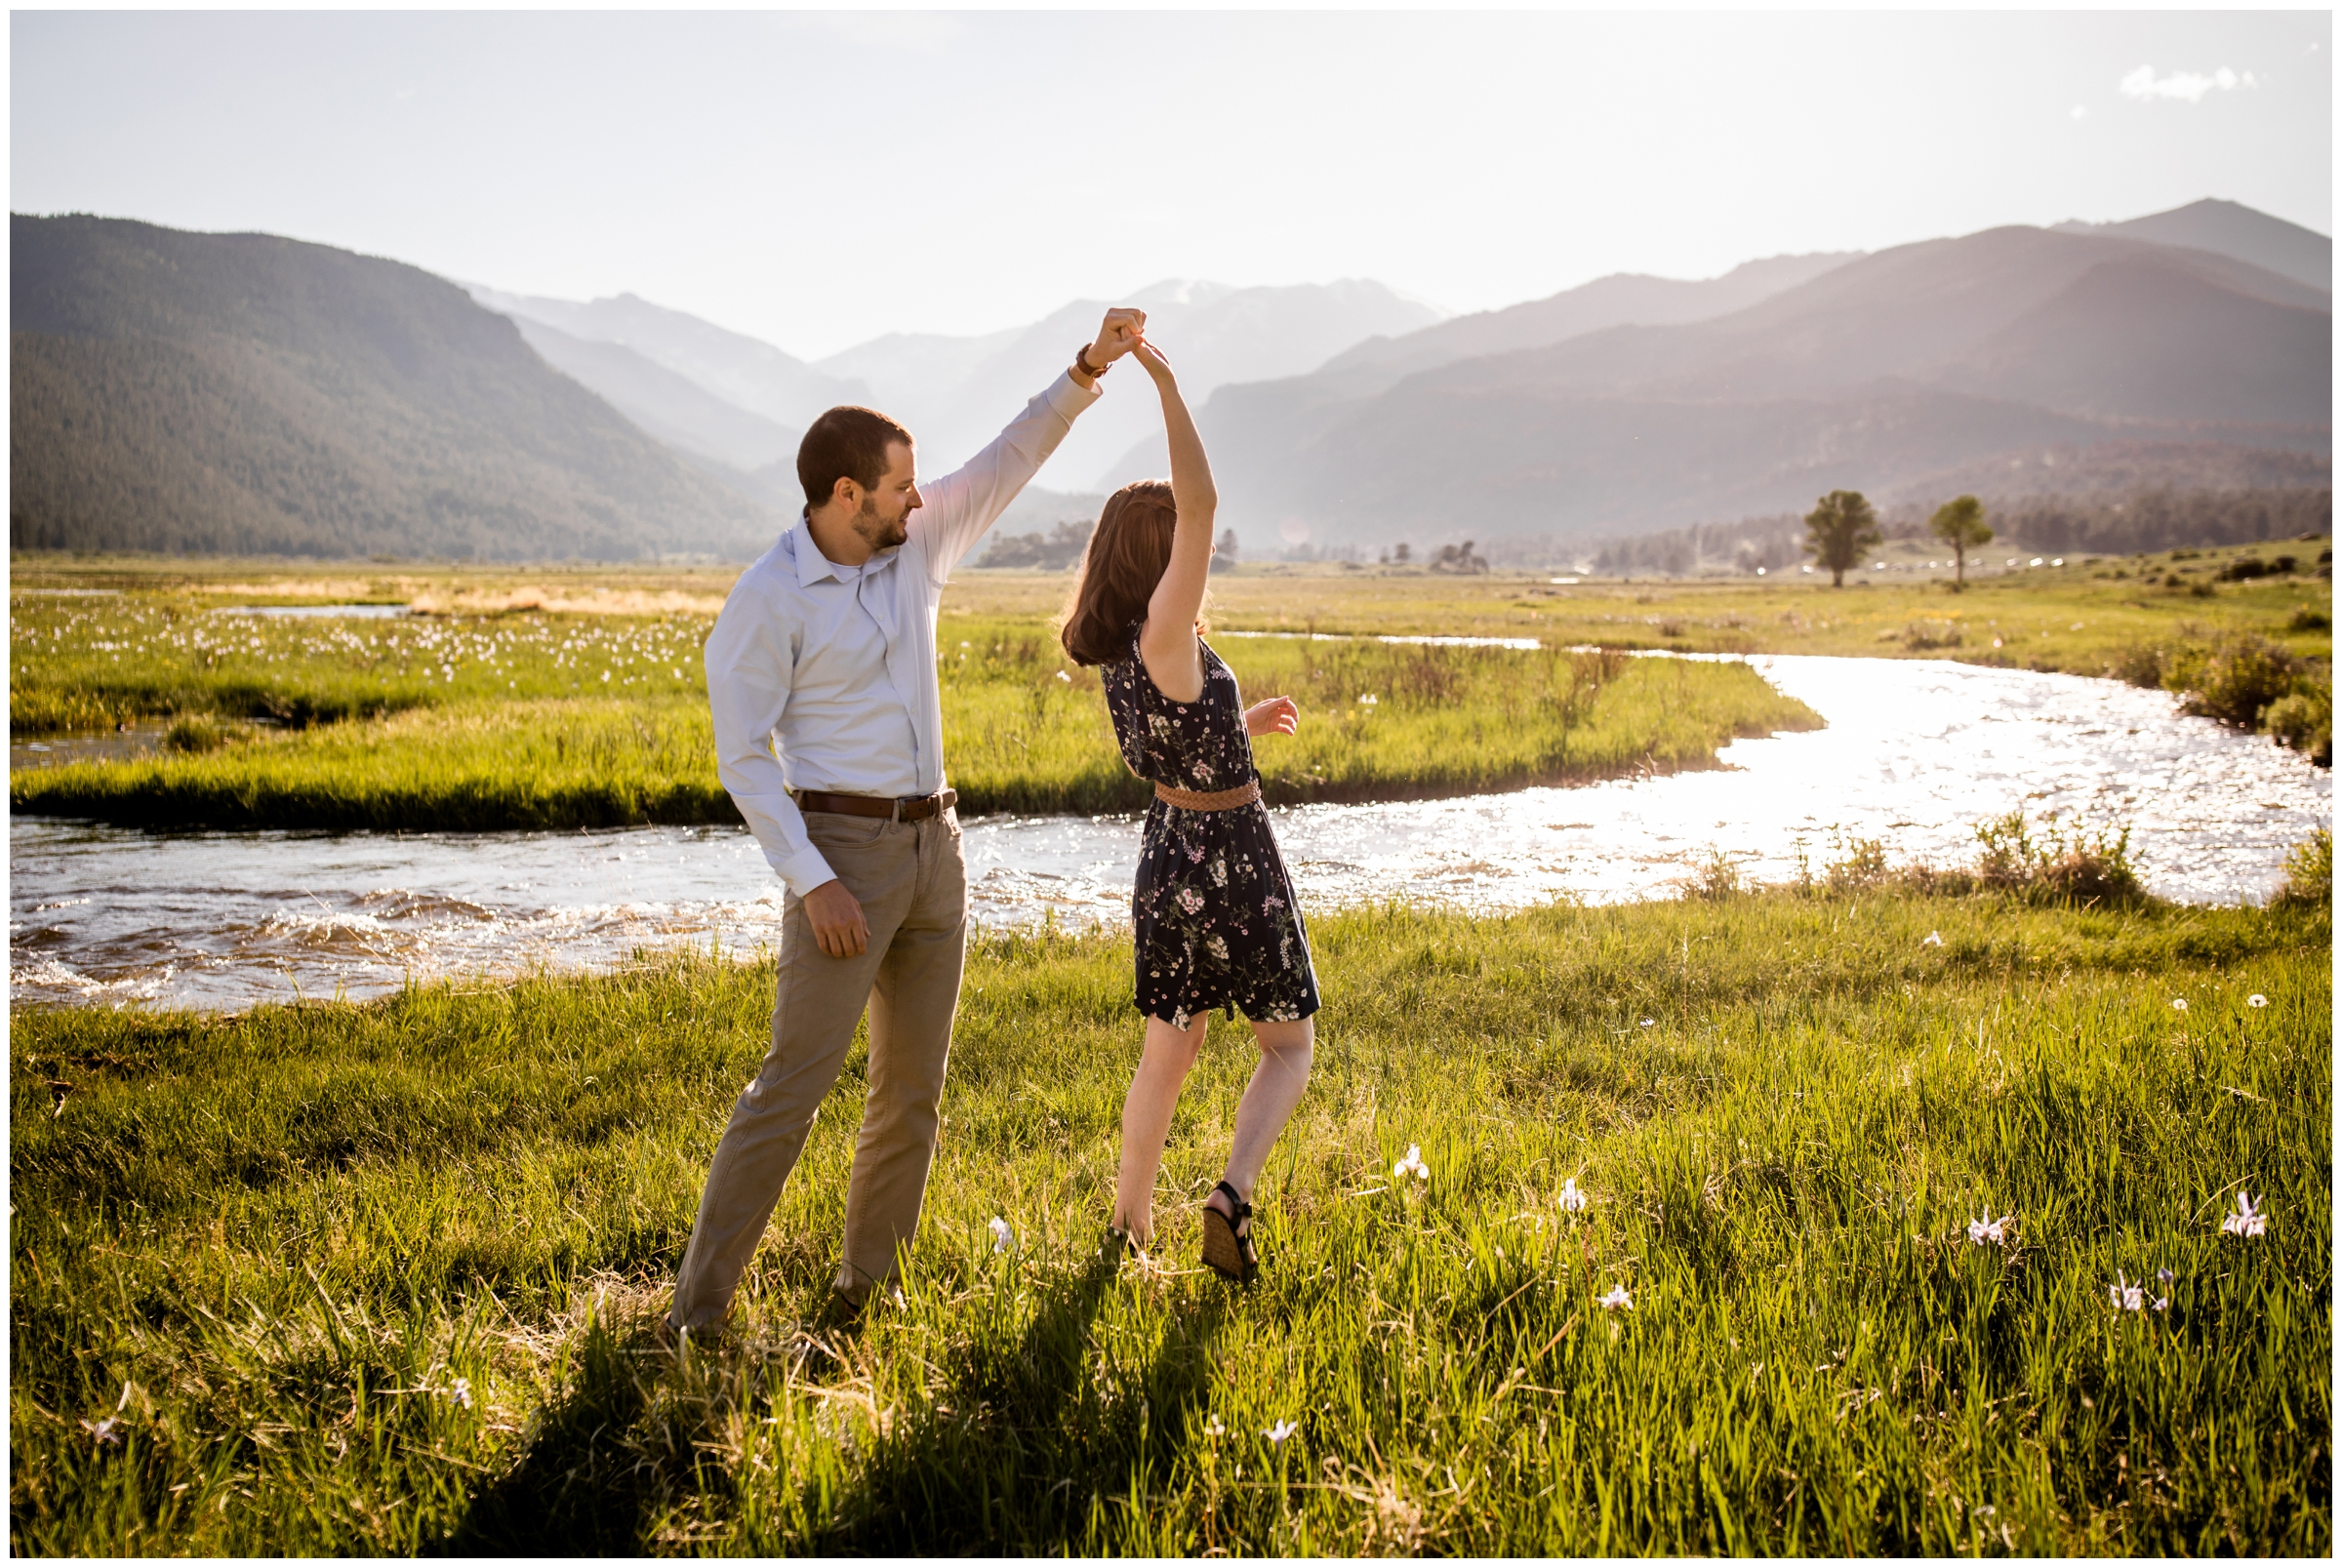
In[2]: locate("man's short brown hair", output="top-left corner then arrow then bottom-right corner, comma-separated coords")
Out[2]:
797,406 -> 912,509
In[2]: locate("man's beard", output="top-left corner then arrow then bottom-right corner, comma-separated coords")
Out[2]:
857,495 -> 909,550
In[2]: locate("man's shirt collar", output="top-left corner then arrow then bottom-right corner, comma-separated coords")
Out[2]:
787,513 -> 902,587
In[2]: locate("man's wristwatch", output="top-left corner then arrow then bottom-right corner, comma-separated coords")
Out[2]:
1074,342 -> 1110,379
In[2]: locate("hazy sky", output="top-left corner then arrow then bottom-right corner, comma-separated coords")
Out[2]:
13,10 -> 2332,360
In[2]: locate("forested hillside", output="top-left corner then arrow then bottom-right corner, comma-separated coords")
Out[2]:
11,215 -> 780,560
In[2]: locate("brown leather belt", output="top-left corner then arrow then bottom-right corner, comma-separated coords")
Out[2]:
794,787 -> 958,822
1154,779 -> 1263,812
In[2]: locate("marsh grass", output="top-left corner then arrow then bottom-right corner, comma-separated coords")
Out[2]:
12,606 -> 1818,829
11,891 -> 2328,1554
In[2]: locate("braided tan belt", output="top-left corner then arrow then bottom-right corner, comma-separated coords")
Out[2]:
1154,779 -> 1263,812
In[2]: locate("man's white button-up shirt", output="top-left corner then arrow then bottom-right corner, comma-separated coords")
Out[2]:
705,371 -> 1101,897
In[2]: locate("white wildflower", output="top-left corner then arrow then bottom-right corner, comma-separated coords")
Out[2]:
1638,1018 -> 1656,1028
1965,1212 -> 2012,1246
81,1417 -> 122,1445
2247,994 -> 2268,1008
1055,669 -> 1071,683
1264,1418 -> 1299,1444
1204,1414 -> 1226,1438
1597,1284 -> 1633,1311
1393,1145 -> 1430,1182
1556,1177 -> 1589,1214
989,1215 -> 1016,1253
2220,1190 -> 2268,1238
2171,997 -> 2188,1012
1921,931 -> 1943,947
451,1377 -> 473,1410
1357,694 -> 1378,706
2109,1272 -> 2144,1311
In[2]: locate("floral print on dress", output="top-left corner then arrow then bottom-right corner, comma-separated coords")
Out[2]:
1100,624 -> 1320,1029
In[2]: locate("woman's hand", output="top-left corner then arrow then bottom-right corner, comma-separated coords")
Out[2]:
1132,336 -> 1177,385
1244,696 -> 1300,738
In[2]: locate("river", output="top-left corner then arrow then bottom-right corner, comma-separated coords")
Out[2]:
10,655 -> 2328,1012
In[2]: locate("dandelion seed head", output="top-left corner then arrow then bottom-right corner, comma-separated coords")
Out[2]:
2247,994 -> 2269,1008
2171,997 -> 2188,1012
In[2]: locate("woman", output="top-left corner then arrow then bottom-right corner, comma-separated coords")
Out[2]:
1059,336 -> 1318,1282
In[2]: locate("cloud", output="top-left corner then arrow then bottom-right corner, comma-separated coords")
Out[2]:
2118,64 -> 2258,103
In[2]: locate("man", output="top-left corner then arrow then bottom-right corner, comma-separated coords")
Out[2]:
667,306 -> 1147,1335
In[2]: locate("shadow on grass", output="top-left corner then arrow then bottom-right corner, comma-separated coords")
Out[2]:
439,1305 -> 661,1555
800,1247 -> 1233,1554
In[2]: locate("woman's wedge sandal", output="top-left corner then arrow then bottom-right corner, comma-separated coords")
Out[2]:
1199,1181 -> 1259,1282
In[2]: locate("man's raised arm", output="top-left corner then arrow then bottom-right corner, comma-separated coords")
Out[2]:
910,307 -> 1146,579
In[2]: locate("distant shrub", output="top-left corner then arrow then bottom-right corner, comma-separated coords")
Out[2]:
2287,606 -> 2330,632
2272,829 -> 2332,907
2161,632 -> 2300,729
2105,642 -> 2165,689
2260,673 -> 2333,767
1901,620 -> 1963,650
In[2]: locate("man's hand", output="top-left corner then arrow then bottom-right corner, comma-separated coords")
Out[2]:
802,878 -> 870,958
1244,696 -> 1300,738
1091,307 -> 1147,369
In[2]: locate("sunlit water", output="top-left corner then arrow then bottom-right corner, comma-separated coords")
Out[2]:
10,656 -> 2327,1012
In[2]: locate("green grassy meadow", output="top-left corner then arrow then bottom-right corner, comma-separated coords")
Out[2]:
10,594 -> 1819,828
10,887 -> 2329,1554
10,551 -> 2332,1554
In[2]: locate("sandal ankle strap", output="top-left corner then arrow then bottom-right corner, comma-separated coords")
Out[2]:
1213,1179 -> 1253,1219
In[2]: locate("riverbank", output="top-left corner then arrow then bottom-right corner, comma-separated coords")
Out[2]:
9,604 -> 1818,829
11,886 -> 2328,1553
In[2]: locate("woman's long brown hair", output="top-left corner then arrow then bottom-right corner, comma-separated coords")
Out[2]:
1059,479 -> 1201,666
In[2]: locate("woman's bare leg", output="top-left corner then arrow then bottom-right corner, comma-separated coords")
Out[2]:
1206,1016 -> 1315,1231
1111,1014 -> 1209,1244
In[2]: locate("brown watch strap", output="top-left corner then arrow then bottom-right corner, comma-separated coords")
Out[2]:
1074,342 -> 1110,378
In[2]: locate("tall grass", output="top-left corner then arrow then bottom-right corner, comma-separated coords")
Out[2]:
13,608 -> 1819,829
11,889 -> 2328,1553
8,595 -> 713,733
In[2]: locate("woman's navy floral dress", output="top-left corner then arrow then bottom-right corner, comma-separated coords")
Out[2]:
1101,625 -> 1320,1029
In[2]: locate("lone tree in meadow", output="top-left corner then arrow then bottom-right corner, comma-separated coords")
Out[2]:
1802,490 -> 1881,586
1928,494 -> 1994,589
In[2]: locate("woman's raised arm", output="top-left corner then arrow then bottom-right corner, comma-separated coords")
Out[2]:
1135,339 -> 1219,702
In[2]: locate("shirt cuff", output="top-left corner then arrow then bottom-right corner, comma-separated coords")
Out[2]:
774,842 -> 840,901
1048,368 -> 1105,420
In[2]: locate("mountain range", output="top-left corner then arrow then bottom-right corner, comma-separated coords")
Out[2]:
470,276 -> 1444,497
11,215 -> 775,559
11,198 -> 2328,562
1110,202 -> 2328,548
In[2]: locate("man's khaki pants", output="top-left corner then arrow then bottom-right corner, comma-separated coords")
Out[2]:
668,808 -> 967,1330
